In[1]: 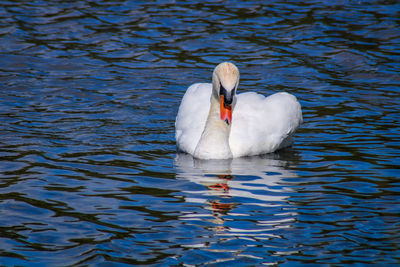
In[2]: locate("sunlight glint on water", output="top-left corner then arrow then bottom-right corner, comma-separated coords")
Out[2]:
0,1 -> 399,265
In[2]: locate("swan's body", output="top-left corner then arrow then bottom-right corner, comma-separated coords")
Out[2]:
175,62 -> 302,159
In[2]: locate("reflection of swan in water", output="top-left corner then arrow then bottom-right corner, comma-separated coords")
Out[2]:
174,152 -> 301,263
174,151 -> 299,203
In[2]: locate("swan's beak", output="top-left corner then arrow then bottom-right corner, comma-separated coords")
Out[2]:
220,95 -> 232,125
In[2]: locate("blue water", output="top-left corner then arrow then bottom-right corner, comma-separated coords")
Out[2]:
0,1 -> 399,266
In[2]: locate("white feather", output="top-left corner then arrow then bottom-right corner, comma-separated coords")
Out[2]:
175,83 -> 302,158
175,83 -> 211,155
230,91 -> 302,157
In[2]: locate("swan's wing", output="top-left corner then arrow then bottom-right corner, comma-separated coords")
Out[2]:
175,83 -> 212,155
230,92 -> 302,157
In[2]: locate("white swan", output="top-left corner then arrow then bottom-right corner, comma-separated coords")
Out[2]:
175,62 -> 302,159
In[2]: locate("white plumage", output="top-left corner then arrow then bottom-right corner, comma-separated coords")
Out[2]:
175,62 -> 302,159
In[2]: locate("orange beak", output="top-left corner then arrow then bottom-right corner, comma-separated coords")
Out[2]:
220,95 -> 232,125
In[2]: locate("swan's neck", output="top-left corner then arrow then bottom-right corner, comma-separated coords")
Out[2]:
194,96 -> 232,159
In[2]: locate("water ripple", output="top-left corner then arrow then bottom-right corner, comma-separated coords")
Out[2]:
0,0 -> 399,265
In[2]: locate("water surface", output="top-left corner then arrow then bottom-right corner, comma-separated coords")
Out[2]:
0,1 -> 399,266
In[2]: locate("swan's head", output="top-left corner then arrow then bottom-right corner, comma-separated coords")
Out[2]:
212,62 -> 240,125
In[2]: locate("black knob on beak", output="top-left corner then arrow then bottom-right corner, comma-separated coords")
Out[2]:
220,84 -> 234,106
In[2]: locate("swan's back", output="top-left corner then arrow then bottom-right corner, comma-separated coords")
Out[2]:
229,92 -> 302,157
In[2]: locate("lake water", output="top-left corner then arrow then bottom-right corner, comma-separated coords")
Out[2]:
0,1 -> 399,266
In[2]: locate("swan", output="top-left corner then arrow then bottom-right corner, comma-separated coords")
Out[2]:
175,62 -> 302,159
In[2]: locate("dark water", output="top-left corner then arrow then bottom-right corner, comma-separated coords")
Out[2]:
1,1 -> 399,265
